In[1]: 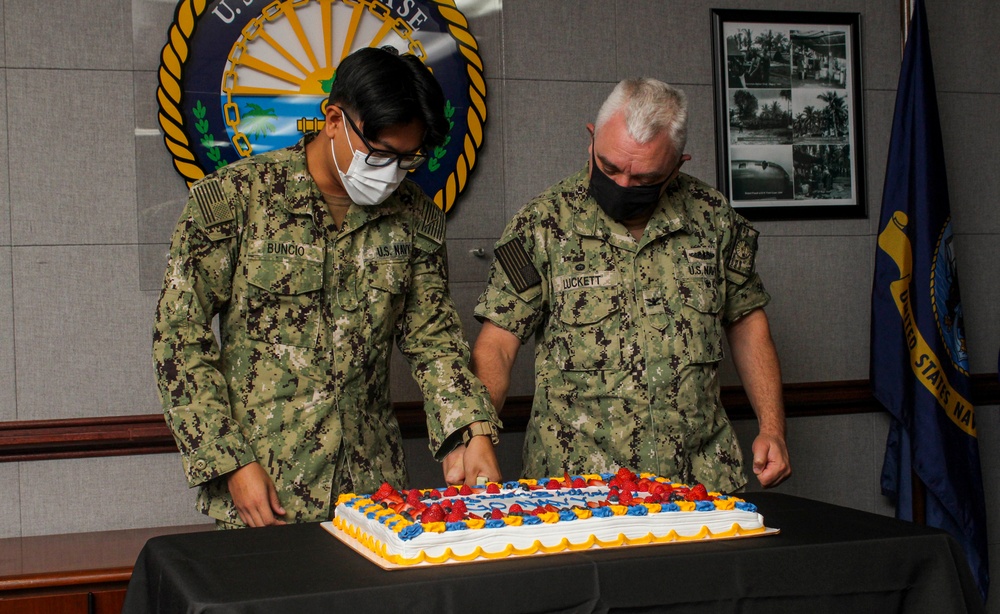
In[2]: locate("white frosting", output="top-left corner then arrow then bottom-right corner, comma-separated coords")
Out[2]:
333,485 -> 765,564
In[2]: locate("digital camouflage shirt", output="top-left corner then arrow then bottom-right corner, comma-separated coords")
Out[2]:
153,135 -> 499,525
475,168 -> 769,492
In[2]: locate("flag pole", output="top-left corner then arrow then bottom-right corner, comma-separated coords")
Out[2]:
900,0 -> 928,530
901,0 -> 913,55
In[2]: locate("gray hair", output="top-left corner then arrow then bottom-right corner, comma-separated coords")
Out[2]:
594,78 -> 688,152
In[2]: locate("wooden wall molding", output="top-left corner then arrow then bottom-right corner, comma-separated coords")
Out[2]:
1,375 -> 996,463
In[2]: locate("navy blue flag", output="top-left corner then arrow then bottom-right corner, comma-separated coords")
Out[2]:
872,0 -> 988,602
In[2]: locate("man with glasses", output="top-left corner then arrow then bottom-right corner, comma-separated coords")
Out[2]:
153,47 -> 501,528
470,78 -> 790,493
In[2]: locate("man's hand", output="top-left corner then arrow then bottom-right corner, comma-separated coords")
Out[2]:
226,462 -> 286,527
441,428 -> 502,486
751,432 -> 791,488
461,435 -> 502,485
442,444 -> 466,485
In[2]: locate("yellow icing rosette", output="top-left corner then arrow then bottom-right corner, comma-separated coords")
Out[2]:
714,499 -> 736,511
537,511 -> 560,524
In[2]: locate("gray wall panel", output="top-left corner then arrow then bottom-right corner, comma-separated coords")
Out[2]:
502,79 -> 611,219
0,464 -> 19,538
19,454 -> 210,536
132,0 -> 179,72
863,89 -> 897,236
863,0 -> 905,90
8,70 -> 137,246
736,413 -> 883,514
442,239 -> 494,284
12,245 -> 161,420
941,93 -> 1000,235
755,235 -> 872,383
501,0 -> 616,82
616,0 -> 712,85
0,6 -> 5,67
139,242 -> 170,293
0,247 -> 13,422
925,0 -> 1000,95
678,83 -> 721,187
5,0 -> 133,70
0,70 -> 7,246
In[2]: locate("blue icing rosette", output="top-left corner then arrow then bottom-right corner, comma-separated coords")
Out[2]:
735,501 -> 758,513
399,524 -> 424,541
695,501 -> 716,512
445,521 -> 468,531
591,507 -> 614,518
626,505 -> 648,516
523,515 -> 542,525
485,519 -> 506,529
558,510 -> 577,522
662,502 -> 681,512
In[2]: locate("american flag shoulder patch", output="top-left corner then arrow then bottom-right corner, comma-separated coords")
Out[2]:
417,202 -> 445,245
495,238 -> 541,294
191,179 -> 234,227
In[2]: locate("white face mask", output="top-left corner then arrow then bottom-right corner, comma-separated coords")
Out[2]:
332,117 -> 408,206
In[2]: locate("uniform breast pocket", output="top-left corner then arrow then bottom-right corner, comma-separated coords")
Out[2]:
245,257 -> 323,348
550,288 -> 621,371
365,260 -> 411,339
678,287 -> 724,366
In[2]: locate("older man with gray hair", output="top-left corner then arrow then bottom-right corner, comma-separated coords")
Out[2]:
459,78 -> 790,492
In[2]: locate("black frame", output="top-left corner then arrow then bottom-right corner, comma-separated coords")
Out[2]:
711,9 -> 866,221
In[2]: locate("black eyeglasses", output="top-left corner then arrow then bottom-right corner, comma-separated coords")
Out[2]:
338,107 -> 428,170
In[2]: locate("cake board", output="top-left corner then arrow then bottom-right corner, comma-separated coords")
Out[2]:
320,521 -> 780,570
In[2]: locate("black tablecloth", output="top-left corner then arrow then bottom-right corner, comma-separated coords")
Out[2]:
122,492 -> 984,613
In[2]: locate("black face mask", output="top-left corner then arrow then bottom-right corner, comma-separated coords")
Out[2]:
588,149 -> 669,222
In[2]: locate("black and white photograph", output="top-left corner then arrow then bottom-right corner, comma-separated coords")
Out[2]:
726,26 -> 792,88
728,88 -> 793,146
791,29 -> 850,89
712,9 -> 866,220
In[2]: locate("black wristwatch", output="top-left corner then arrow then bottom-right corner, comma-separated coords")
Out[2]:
462,421 -> 500,446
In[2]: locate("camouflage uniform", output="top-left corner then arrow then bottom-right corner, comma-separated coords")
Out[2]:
475,168 -> 768,492
153,135 -> 499,525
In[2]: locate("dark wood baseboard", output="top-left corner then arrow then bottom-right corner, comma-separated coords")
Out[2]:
1,375 -> 996,463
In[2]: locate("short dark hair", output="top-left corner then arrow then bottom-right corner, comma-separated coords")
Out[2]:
328,47 -> 448,150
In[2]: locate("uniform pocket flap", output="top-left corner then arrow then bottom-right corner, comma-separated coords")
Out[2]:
368,261 -> 411,295
247,257 -> 324,296
556,288 -> 620,326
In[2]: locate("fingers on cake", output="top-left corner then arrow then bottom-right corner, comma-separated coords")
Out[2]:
327,468 -> 770,567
